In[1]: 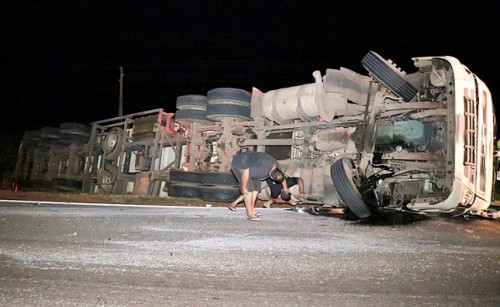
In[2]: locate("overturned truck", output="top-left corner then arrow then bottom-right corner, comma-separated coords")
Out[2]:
167,51 -> 496,218
14,51 -> 497,219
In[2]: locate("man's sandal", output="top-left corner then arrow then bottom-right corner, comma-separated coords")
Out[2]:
227,204 -> 237,211
247,216 -> 260,221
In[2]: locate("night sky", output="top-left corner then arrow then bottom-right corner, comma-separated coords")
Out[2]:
3,1 -> 500,137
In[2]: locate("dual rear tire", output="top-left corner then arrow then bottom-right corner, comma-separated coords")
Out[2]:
165,170 -> 240,202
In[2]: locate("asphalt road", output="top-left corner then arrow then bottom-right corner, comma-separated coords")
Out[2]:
0,201 -> 499,306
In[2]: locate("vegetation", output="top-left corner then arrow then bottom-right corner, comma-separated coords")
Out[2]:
0,189 -> 223,207
0,132 -> 21,189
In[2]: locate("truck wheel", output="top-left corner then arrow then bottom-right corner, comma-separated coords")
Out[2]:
39,137 -> 64,146
169,169 -> 203,183
40,127 -> 60,139
175,109 -> 208,123
22,130 -> 40,142
201,172 -> 238,186
199,185 -> 241,202
176,95 -> 208,110
207,88 -> 251,107
59,122 -> 91,137
100,128 -> 124,161
60,134 -> 89,145
167,183 -> 201,198
97,164 -> 118,194
330,158 -> 372,218
361,51 -> 418,102
206,104 -> 251,121
21,131 -> 40,147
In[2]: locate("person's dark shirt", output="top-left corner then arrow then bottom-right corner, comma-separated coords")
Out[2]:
231,152 -> 277,180
265,176 -> 299,198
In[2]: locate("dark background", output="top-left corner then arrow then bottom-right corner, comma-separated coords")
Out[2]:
1,1 -> 499,177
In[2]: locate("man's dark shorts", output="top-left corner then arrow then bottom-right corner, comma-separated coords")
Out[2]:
267,177 -> 298,198
232,167 -> 267,192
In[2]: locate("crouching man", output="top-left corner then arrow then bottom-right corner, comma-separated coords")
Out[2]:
230,151 -> 286,221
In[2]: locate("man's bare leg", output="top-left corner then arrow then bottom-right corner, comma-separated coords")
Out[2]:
243,191 -> 260,220
243,192 -> 253,218
229,194 -> 244,210
263,199 -> 273,208
271,197 -> 298,206
250,191 -> 259,217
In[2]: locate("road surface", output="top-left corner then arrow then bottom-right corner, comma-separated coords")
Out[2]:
0,201 -> 499,306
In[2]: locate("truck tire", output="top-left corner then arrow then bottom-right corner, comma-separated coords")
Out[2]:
168,169 -> 203,183
22,131 -> 41,147
330,158 -> 372,218
207,87 -> 251,107
206,104 -> 251,121
23,130 -> 40,140
201,172 -> 238,186
361,51 -> 418,102
60,134 -> 89,145
167,183 -> 201,198
59,122 -> 91,137
100,128 -> 124,161
176,95 -> 208,110
175,109 -> 208,123
97,164 -> 118,194
199,185 -> 241,202
40,127 -> 60,139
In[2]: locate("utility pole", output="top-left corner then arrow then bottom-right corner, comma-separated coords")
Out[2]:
118,66 -> 124,116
